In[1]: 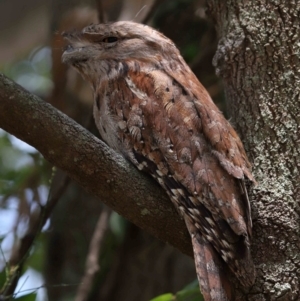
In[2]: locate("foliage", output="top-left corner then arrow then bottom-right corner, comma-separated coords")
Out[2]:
150,280 -> 204,301
1,47 -> 52,96
0,48 -> 52,301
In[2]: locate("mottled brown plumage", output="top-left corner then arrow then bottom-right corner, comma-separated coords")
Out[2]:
62,21 -> 256,300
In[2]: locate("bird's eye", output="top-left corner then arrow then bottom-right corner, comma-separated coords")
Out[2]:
102,37 -> 118,43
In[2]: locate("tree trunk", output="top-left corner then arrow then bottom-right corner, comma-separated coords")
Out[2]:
208,1 -> 300,300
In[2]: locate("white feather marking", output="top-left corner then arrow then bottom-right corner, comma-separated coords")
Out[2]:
188,208 -> 200,216
157,177 -> 164,185
125,76 -> 148,100
189,196 -> 198,205
221,239 -> 231,249
137,161 -> 148,170
205,217 -> 214,226
156,170 -> 164,176
118,120 -> 127,130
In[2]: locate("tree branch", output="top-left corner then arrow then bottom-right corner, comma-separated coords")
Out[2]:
0,73 -> 192,257
75,208 -> 110,301
2,175 -> 71,298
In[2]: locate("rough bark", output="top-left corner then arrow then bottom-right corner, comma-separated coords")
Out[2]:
208,1 -> 300,300
0,73 -> 192,257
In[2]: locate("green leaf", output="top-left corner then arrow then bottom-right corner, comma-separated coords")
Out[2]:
26,235 -> 46,271
150,293 -> 174,301
176,288 -> 204,301
149,279 -> 204,301
175,280 -> 204,301
109,212 -> 127,242
0,268 -> 6,289
15,293 -> 36,301
180,279 -> 199,291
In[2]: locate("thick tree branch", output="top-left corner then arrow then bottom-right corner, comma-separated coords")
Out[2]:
0,73 -> 192,257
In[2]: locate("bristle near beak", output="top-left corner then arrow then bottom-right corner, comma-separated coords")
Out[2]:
61,30 -> 89,64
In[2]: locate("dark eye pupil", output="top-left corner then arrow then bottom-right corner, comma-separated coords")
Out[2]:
103,37 -> 118,43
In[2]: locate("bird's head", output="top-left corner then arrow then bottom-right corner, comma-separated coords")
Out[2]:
62,21 -> 181,80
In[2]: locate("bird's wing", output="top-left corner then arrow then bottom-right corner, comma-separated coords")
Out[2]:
163,61 -> 256,183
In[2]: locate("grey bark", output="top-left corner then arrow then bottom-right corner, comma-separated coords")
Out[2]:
208,1 -> 300,300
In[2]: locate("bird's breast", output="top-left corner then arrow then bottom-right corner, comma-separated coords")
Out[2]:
93,93 -> 122,152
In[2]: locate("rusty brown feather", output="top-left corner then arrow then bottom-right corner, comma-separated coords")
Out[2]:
62,21 -> 256,300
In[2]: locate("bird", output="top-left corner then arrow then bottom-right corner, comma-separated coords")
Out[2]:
62,21 -> 256,301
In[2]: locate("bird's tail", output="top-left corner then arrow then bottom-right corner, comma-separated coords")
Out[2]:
191,233 -> 232,301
